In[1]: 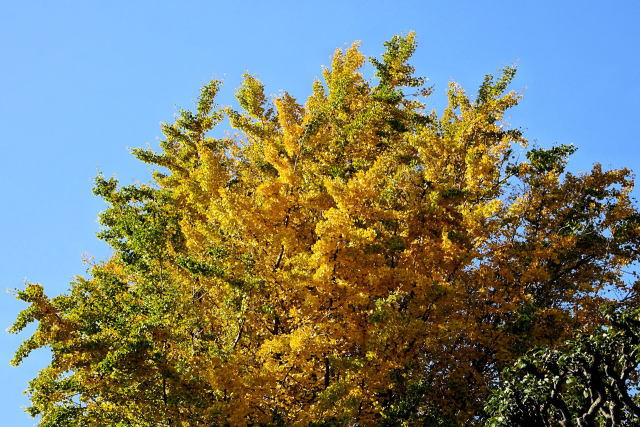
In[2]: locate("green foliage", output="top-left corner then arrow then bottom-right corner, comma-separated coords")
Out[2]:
379,380 -> 461,426
526,144 -> 577,174
477,65 -> 517,106
486,306 -> 640,426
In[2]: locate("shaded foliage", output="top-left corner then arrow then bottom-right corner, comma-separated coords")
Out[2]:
486,307 -> 640,426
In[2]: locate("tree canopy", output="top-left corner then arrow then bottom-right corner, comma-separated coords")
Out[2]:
11,33 -> 640,425
486,307 -> 640,426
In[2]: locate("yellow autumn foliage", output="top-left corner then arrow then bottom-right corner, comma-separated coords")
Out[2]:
11,33 -> 640,425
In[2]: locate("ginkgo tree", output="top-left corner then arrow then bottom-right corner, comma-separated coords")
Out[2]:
11,33 -> 640,425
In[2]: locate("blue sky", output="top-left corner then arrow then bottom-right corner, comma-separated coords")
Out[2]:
2,1 -> 639,423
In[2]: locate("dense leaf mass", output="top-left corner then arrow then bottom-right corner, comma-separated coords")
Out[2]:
11,34 -> 640,425
486,308 -> 640,426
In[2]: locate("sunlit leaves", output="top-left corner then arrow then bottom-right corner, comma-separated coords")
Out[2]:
10,33 -> 640,425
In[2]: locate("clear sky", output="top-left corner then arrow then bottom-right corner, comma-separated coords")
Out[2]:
2,1 -> 639,423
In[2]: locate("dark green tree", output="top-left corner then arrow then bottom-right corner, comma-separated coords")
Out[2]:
486,307 -> 640,426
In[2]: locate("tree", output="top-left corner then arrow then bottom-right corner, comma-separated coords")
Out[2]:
486,307 -> 640,426
10,33 -> 640,425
